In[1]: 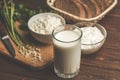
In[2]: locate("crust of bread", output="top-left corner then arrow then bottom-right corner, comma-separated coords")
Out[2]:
54,0 -> 80,16
73,0 -> 87,18
78,0 -> 93,18
90,0 -> 101,16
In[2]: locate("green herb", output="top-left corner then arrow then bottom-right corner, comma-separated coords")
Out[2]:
14,4 -> 36,31
0,0 -> 22,46
0,0 -> 55,59
14,4 -> 54,31
0,0 -> 54,46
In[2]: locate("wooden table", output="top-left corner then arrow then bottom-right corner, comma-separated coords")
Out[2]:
0,0 -> 120,80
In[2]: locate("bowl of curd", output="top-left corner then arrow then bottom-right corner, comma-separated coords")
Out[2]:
75,22 -> 107,54
28,12 -> 66,44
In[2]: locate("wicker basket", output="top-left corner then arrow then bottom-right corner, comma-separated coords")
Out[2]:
47,0 -> 117,23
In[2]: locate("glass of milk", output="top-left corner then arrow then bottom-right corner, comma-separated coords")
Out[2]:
52,24 -> 82,78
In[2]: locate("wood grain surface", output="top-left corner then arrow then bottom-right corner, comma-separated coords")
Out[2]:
0,0 -> 120,80
0,23 -> 54,69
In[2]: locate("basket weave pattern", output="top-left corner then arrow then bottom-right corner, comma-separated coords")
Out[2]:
47,0 -> 117,23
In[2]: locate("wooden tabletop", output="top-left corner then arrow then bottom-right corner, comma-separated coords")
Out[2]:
0,0 -> 120,80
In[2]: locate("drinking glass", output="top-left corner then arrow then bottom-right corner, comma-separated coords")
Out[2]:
52,24 -> 82,78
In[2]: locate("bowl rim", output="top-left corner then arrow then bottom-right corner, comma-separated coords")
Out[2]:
27,12 -> 66,35
75,23 -> 107,45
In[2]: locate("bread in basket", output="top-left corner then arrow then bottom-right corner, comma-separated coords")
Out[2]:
47,0 -> 117,23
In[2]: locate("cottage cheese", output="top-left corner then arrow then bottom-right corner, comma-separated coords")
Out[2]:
81,26 -> 104,44
81,26 -> 105,54
30,15 -> 63,34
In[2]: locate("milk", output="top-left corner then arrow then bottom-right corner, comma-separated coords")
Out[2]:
53,31 -> 81,75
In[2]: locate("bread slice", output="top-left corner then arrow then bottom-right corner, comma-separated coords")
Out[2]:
72,0 -> 87,18
54,0 -> 80,16
81,0 -> 96,17
90,0 -> 101,16
105,0 -> 113,7
78,0 -> 93,18
96,0 -> 107,12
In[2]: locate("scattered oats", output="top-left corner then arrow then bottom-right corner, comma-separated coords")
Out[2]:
18,44 -> 42,62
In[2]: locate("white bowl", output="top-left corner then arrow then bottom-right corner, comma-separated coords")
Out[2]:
28,12 -> 66,44
75,22 -> 107,55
